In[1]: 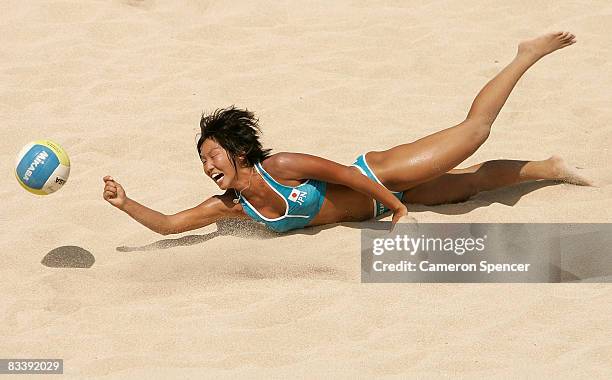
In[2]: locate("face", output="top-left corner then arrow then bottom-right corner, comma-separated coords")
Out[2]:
199,138 -> 239,189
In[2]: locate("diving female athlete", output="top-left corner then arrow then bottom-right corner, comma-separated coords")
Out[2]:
103,32 -> 590,234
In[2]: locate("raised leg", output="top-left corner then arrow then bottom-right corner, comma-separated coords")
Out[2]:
402,156 -> 592,206
367,32 -> 577,192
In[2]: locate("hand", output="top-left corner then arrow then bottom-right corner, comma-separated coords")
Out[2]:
102,175 -> 128,210
390,204 -> 413,232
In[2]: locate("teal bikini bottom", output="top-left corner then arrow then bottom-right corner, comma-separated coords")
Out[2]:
351,154 -> 404,217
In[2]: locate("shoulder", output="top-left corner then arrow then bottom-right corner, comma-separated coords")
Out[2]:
212,191 -> 246,217
263,152 -> 352,184
262,152 -> 317,179
187,191 -> 244,218
262,152 -> 290,168
165,192 -> 246,234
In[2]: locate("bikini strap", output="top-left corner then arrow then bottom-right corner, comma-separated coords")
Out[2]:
255,161 -> 285,188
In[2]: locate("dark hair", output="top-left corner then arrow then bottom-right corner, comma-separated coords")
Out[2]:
196,106 -> 272,167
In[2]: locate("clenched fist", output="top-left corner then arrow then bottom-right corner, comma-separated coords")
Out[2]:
102,175 -> 127,210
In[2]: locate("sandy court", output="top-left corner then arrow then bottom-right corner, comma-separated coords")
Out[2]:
1,0 -> 611,377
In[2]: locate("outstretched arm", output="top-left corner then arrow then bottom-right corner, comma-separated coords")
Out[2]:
268,153 -> 409,227
102,176 -> 241,235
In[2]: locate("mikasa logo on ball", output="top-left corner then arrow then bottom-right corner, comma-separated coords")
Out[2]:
15,140 -> 70,195
23,150 -> 49,182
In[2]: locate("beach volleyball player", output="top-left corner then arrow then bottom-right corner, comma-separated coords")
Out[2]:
103,32 -> 591,235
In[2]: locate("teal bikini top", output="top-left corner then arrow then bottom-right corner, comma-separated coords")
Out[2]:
238,161 -> 327,233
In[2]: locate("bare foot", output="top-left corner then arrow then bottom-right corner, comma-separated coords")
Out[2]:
517,31 -> 577,60
547,155 -> 594,186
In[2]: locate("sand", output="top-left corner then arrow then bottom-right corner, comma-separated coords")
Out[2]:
1,0 -> 611,378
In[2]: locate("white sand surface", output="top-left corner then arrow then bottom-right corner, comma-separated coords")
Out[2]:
1,0 -> 611,377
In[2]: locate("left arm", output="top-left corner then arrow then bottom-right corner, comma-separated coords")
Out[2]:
270,152 -> 408,224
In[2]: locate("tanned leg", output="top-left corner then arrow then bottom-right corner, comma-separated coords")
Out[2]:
403,155 -> 592,206
365,32 -> 577,192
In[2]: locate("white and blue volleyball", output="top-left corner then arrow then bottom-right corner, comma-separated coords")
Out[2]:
15,140 -> 70,195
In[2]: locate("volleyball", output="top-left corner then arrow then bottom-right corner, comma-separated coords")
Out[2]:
15,140 -> 70,195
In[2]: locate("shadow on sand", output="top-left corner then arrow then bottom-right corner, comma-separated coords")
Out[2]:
42,181 -> 607,282
41,246 -> 95,268
408,179 -> 561,215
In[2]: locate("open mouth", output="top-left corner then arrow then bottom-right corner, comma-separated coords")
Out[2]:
212,173 -> 224,183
